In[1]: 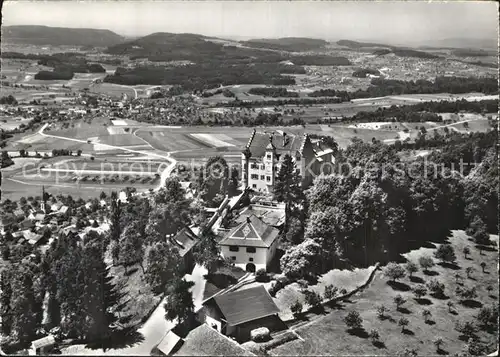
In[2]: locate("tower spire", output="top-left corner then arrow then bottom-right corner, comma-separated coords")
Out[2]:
41,185 -> 46,213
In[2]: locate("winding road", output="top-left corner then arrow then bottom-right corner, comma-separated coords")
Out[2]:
37,123 -> 177,192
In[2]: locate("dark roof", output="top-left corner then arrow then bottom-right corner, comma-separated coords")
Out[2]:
236,206 -> 286,228
172,227 -> 199,257
212,285 -> 280,326
157,330 -> 182,356
19,219 -> 35,229
174,324 -> 253,356
219,214 -> 279,248
247,131 -> 305,158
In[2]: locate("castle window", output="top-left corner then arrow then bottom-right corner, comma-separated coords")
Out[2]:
251,174 -> 258,179
250,163 -> 258,169
246,247 -> 256,253
260,175 -> 265,180
266,154 -> 272,160
266,176 -> 271,182
229,246 -> 239,252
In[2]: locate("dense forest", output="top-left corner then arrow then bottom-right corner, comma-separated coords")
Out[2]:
0,95 -> 18,105
248,87 -> 299,98
352,68 -> 381,78
373,49 -> 392,56
219,96 -> 343,108
3,52 -> 106,74
34,70 -> 74,80
289,55 -> 351,66
279,130 -> 497,276
104,63 -> 303,89
106,33 -> 292,63
308,76 -> 498,99
347,99 -> 498,123
392,48 -> 440,59
239,37 -> 328,52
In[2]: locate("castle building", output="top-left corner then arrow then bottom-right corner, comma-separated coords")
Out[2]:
241,129 -> 335,193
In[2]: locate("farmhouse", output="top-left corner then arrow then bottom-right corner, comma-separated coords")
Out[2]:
219,215 -> 279,272
199,286 -> 281,342
241,129 -> 334,193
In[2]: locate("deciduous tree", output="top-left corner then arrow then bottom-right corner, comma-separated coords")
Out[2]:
280,239 -> 322,280
146,242 -> 181,293
405,261 -> 418,278
343,310 -> 363,330
164,279 -> 195,325
419,255 -> 435,272
434,244 -> 457,263
384,263 -> 406,282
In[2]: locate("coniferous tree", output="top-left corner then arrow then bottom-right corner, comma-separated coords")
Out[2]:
54,233 -> 86,339
0,267 -> 13,336
109,191 -> 122,264
81,241 -> 117,341
274,154 -> 304,226
228,166 -> 240,197
10,270 -> 38,344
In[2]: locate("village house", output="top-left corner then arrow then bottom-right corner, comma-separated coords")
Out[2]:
19,219 -> 35,231
219,214 -> 279,272
24,230 -> 43,245
199,285 -> 282,342
241,129 -> 335,193
28,335 -> 56,355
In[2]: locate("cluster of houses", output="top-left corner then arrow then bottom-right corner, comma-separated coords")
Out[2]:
0,197 -> 74,246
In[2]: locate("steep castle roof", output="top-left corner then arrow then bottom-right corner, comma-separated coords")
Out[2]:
245,130 -> 307,158
219,214 -> 279,248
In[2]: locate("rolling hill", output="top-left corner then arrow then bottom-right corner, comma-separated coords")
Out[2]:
106,33 -> 334,64
240,37 -> 329,52
2,25 -> 125,46
337,39 -> 441,59
421,37 -> 498,50
105,32 -> 227,61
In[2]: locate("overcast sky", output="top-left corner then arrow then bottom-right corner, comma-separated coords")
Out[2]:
2,1 -> 498,43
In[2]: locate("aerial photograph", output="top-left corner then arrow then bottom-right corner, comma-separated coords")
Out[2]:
0,0 -> 498,356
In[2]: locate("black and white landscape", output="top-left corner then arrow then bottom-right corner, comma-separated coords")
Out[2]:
0,1 -> 498,356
